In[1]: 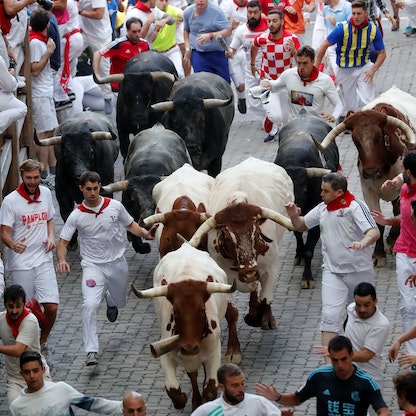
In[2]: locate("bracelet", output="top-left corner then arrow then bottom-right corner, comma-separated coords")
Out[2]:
79,9 -> 82,15
275,393 -> 282,403
209,32 -> 213,41
250,63 -> 255,66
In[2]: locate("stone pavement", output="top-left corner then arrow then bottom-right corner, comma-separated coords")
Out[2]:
1,18 -> 416,415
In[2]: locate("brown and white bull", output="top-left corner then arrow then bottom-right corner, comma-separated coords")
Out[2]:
189,157 -> 294,362
143,164 -> 214,257
317,86 -> 416,266
131,243 -> 235,410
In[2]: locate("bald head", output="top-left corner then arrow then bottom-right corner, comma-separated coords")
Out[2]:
122,391 -> 147,415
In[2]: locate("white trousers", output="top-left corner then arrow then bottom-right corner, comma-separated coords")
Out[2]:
320,268 -> 374,333
160,44 -> 184,79
404,0 -> 416,27
81,256 -> 129,353
0,92 -> 27,134
246,68 -> 266,121
82,31 -> 113,100
229,48 -> 246,99
396,252 -> 416,354
263,89 -> 289,130
336,62 -> 375,113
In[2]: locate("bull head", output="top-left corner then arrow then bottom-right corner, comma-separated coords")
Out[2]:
316,113 -> 416,151
36,132 -> 113,146
188,203 -> 293,283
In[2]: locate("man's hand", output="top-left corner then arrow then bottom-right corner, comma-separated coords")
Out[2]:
13,237 -> 27,254
56,261 -> 71,274
43,237 -> 55,253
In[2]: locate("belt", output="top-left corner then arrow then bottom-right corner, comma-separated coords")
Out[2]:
160,43 -> 177,53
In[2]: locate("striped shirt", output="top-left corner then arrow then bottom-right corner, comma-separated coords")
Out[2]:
327,20 -> 384,68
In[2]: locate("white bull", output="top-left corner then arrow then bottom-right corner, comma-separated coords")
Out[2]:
189,156 -> 295,363
131,243 -> 235,411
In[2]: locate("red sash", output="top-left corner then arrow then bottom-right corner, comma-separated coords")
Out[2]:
16,183 -> 41,204
60,28 -> 82,92
78,197 -> 111,217
326,190 -> 355,211
6,308 -> 31,339
0,1 -> 16,35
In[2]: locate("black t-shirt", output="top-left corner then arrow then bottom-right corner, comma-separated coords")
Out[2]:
295,365 -> 387,416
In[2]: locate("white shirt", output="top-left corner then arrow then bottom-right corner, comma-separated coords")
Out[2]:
345,302 -> 390,385
9,381 -> 122,416
78,0 -> 112,39
30,39 -> 54,98
269,67 -> 344,120
230,24 -> 266,67
190,393 -> 282,415
0,186 -> 55,271
304,199 -> 377,273
60,198 -> 133,264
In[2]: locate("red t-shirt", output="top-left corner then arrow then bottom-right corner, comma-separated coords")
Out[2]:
100,37 -> 150,91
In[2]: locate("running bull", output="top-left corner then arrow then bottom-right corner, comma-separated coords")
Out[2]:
151,72 -> 234,177
93,50 -> 178,158
102,123 -> 191,254
131,243 -> 235,410
317,86 -> 416,267
189,157 -> 294,364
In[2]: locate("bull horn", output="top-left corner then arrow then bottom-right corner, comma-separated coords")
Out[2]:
203,98 -> 232,109
151,101 -> 175,112
260,207 -> 294,231
93,72 -> 124,84
386,115 -> 416,144
317,122 -> 347,150
36,136 -> 62,146
188,216 -> 217,247
206,280 -> 236,294
101,180 -> 129,193
143,213 -> 167,226
131,283 -> 169,298
91,132 -> 113,141
306,167 -> 332,178
150,335 -> 181,358
150,71 -> 176,83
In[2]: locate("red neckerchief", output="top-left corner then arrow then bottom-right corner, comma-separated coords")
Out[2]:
299,65 -> 319,86
29,30 -> 48,43
60,28 -> 82,92
404,413 -> 416,416
326,190 -> 355,211
349,17 -> 369,34
403,183 -> 416,199
134,1 -> 151,13
16,183 -> 41,204
249,15 -> 268,32
233,0 -> 248,9
77,197 -> 111,217
6,308 -> 31,339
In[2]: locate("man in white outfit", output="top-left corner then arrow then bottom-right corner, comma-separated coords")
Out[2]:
191,364 -> 281,415
56,171 -> 156,366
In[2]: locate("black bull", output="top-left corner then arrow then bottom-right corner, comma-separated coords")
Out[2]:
102,123 -> 192,254
93,50 -> 178,158
274,110 -> 339,288
35,112 -> 119,248
151,72 -> 234,177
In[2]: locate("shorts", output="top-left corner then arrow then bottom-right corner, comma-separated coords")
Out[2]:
32,96 -> 59,133
10,261 -> 59,304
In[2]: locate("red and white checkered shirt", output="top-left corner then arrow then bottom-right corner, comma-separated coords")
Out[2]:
253,30 -> 300,80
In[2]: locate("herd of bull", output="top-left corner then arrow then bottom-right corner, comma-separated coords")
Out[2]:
35,50 -> 416,411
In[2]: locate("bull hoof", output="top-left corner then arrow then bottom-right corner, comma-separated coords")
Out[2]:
244,313 -> 262,327
202,379 -> 218,403
294,256 -> 302,266
167,387 -> 187,409
261,315 -> 276,330
373,256 -> 387,268
300,279 -> 315,289
225,350 -> 242,365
